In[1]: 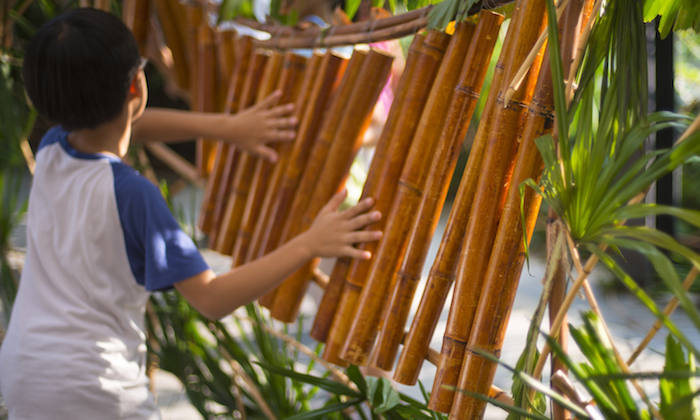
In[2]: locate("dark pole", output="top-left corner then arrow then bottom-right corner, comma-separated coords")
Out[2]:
655,21 -> 675,236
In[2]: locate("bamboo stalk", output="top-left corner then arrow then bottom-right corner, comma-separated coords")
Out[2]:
322,32 -> 451,366
257,49 -> 368,309
122,0 -> 150,54
268,48 -> 394,323
195,21 -> 219,177
245,53 -> 327,265
429,0 -> 549,411
216,29 -> 237,110
199,36 -> 254,234
231,53 -> 309,268
144,143 -> 205,189
310,34 -> 426,344
393,3 -> 521,387
548,211 -> 572,420
152,0 -> 190,91
448,1 -> 584,416
211,51 -> 275,254
341,22 -> 477,369
372,11 -> 504,376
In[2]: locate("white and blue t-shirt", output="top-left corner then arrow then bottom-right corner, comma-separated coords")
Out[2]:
0,126 -> 209,419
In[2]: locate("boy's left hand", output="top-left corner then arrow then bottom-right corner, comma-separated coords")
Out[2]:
225,90 -> 298,162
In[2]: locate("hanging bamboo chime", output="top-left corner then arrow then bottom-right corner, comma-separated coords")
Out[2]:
428,0 -> 549,412
245,52 -> 344,266
257,49 -> 368,309
450,0 -> 589,417
321,30 -> 452,366
230,52 -> 310,267
198,36 -> 254,234
268,48 -> 395,323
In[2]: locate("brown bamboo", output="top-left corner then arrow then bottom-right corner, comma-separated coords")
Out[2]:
198,36 -> 254,234
429,0 -> 548,412
211,51 -> 276,254
145,143 -> 204,189
322,31 -> 451,366
369,11 -> 505,375
152,0 -> 190,91
341,23 -> 476,368
449,0 -> 584,416
122,0 -> 150,54
244,53 -> 329,266
196,21 -> 219,177
216,29 -> 237,109
230,53 -> 309,268
257,49 -> 368,309
268,48 -> 394,323
548,210 -> 572,420
309,34 -> 426,344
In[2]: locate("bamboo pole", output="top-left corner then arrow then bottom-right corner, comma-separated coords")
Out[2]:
429,0 -> 548,411
152,0 -> 190,91
322,31 -> 451,366
393,4 -> 521,386
371,11 -> 504,378
122,0 -> 150,54
199,36 -> 254,234
145,143 -> 204,189
245,53 -> 328,265
257,49 -> 368,309
309,34 -> 426,344
216,29 -> 237,109
341,22 -> 477,368
196,21 -> 219,177
230,53 -> 309,268
268,48 -> 394,323
448,1 -> 584,417
212,51 -> 277,255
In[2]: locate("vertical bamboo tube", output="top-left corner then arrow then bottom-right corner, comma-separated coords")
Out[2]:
216,29 -> 237,109
152,0 -> 190,91
340,23 -> 476,368
450,1 -> 585,417
322,31 -> 451,366
430,0 -> 548,411
198,36 -> 254,234
309,35 -> 426,344
231,53 -> 309,268
268,48 -> 395,323
395,10 -> 519,389
258,49 -> 368,309
245,53 -> 328,265
122,0 -> 150,54
213,51 -> 281,255
371,11 -> 505,374
195,19 -> 218,177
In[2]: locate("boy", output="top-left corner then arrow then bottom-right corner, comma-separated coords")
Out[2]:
0,8 -> 381,419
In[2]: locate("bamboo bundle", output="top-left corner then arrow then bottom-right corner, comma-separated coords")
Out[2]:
216,29 -> 237,109
195,21 -> 219,176
370,11 -> 505,374
212,51 -> 281,255
340,23 -> 476,368
244,53 -> 330,265
429,0 -> 548,411
152,0 -> 190,91
230,53 -> 309,268
257,49 -> 368,309
309,34 -> 426,344
122,0 -> 150,54
268,48 -> 395,323
198,36 -> 254,234
394,7 -> 523,389
450,1 -> 586,417
322,31 -> 451,366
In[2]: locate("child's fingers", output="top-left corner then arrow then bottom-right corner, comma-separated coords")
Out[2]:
255,90 -> 282,110
254,145 -> 279,163
266,103 -> 296,117
268,116 -> 298,129
341,246 -> 373,260
346,210 -> 381,231
321,189 -> 348,214
268,128 -> 297,142
341,197 -> 375,219
345,230 -> 382,244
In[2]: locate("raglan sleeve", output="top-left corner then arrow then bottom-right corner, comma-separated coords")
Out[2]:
113,164 -> 210,291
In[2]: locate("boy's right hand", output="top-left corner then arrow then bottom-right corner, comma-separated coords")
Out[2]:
300,190 -> 383,260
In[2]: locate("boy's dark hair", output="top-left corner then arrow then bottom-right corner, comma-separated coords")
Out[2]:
23,8 -> 141,131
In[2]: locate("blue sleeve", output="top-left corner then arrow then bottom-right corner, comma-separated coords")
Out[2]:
112,163 -> 210,291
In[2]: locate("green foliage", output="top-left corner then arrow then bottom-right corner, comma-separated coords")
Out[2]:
426,0 -> 478,30
660,335 -> 700,419
644,0 -> 700,39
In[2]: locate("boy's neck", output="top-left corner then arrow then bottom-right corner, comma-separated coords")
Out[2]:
67,106 -> 131,159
